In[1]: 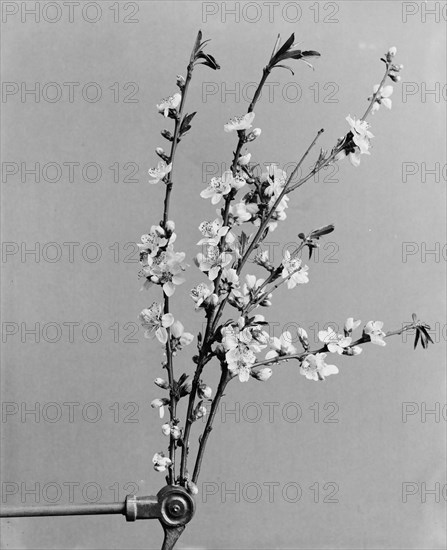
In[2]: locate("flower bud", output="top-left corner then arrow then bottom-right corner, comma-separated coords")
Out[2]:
351,346 -> 363,355
165,220 -> 175,233
161,129 -> 173,141
247,128 -> 262,141
151,397 -> 169,408
198,384 -> 212,399
151,397 -> 170,418
161,423 -> 171,436
297,327 -> 309,350
389,73 -> 401,82
251,368 -> 273,381
154,377 -> 169,389
388,46 -> 397,57
194,404 -> 207,420
186,481 -> 199,495
171,425 -> 181,439
238,152 -> 251,166
176,74 -> 186,88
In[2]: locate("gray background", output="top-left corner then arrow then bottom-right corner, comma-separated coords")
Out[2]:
1,1 -> 446,548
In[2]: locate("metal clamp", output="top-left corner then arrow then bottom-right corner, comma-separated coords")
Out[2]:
125,485 -> 196,550
0,485 -> 195,550
126,485 -> 195,550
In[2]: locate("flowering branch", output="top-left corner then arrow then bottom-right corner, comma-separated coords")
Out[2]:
192,366 -> 231,483
250,317 -> 432,375
237,128 -> 324,274
140,30 -> 220,482
138,33 -> 428,550
242,226 -> 332,315
287,47 -> 403,193
208,128 -> 324,338
179,34 -> 296,483
159,42 -> 196,485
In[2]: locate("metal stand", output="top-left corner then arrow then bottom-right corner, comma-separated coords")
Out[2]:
0,485 -> 195,550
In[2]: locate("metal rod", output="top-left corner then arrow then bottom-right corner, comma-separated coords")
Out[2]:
0,502 -> 125,518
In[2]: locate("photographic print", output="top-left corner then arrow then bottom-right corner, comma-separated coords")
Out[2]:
1,1 -> 446,549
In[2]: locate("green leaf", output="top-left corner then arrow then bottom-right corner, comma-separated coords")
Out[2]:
196,51 -> 220,70
273,64 -> 295,75
302,50 -> 321,58
161,129 -> 174,142
271,33 -> 295,64
310,224 -> 335,239
180,112 -> 197,136
420,326 -> 434,345
183,112 -> 197,126
239,231 -> 248,254
279,50 -> 320,69
193,30 -> 202,57
198,38 -> 211,50
413,328 -> 420,350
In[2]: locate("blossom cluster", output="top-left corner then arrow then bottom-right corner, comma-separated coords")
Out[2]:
334,47 -> 403,167
259,317 -> 387,382
217,316 -> 270,382
139,226 -> 186,297
199,159 -> 291,236
139,37 -> 422,482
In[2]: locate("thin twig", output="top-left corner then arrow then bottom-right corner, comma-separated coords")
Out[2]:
192,367 -> 231,483
180,59 -> 275,485
250,324 -> 418,370
181,44 -> 396,488
361,63 -> 391,121
237,129 -> 324,274
242,234 -> 310,315
287,61 -> 392,194
209,130 -> 324,335
158,37 -> 197,484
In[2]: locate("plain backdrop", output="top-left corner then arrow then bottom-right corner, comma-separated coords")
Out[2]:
1,1 -> 446,549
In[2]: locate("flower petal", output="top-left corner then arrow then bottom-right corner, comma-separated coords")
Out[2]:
162,313 -> 175,327
163,282 -> 175,297
156,327 -> 168,344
